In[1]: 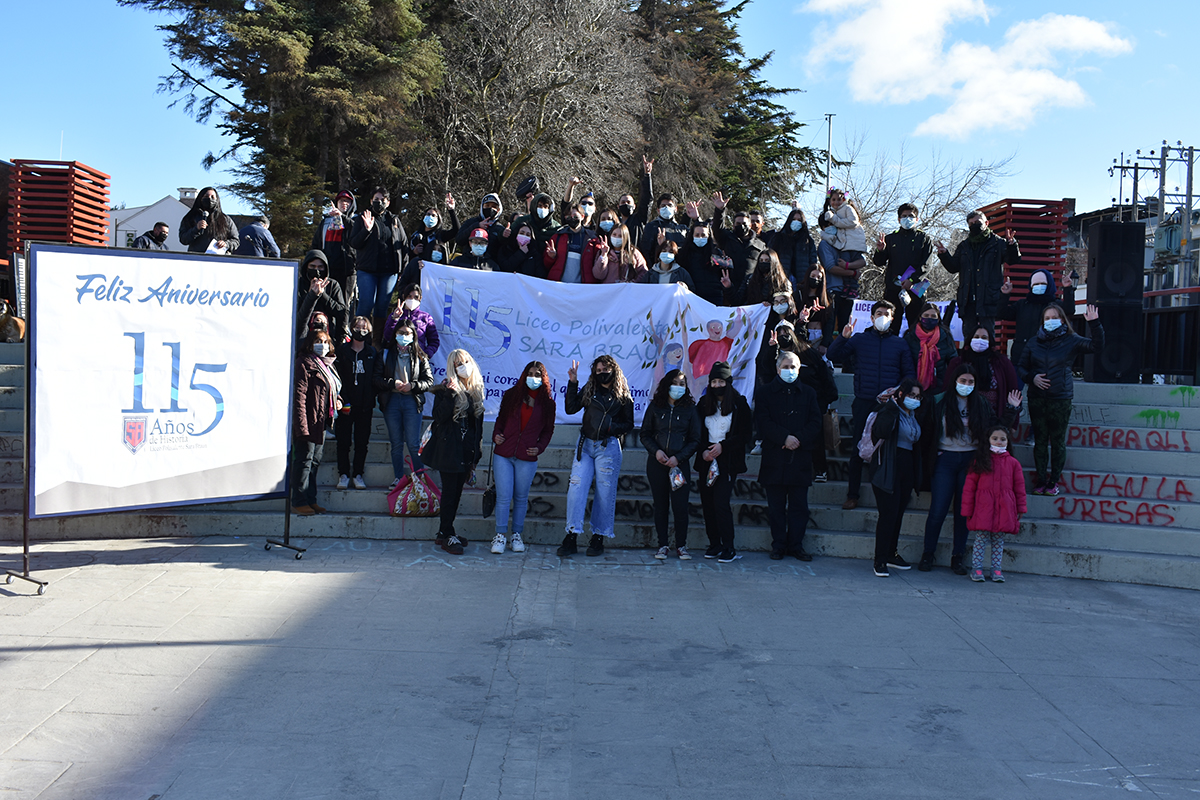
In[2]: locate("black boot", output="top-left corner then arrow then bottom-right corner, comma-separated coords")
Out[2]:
918,552 -> 934,571
950,553 -> 968,576
586,534 -> 605,557
557,532 -> 578,557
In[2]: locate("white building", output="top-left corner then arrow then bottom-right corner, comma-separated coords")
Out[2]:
108,188 -> 197,251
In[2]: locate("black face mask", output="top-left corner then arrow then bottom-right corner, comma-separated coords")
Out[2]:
482,207 -> 498,220
709,385 -> 727,394
307,268 -> 326,281
371,200 -> 386,214
757,261 -> 771,272
736,223 -> 750,236
807,277 -> 823,290
567,217 -> 582,229
618,203 -> 635,217
151,230 -> 168,244
596,372 -> 613,385
199,196 -> 216,211
919,317 -> 939,331
352,329 -> 369,342
969,221 -> 984,235
311,321 -> 328,332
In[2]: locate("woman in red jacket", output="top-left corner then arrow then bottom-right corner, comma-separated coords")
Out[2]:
293,329 -> 341,516
960,425 -> 1027,582
490,361 -> 557,554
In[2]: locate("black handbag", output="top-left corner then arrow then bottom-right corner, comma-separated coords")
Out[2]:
481,448 -> 496,518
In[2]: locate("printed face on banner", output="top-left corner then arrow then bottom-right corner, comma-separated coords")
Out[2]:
30,245 -> 296,517
418,264 -> 770,422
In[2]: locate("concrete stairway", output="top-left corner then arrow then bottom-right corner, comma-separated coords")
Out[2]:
1,341 -> 1197,589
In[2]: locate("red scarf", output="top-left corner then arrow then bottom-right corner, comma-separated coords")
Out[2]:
914,323 -> 941,391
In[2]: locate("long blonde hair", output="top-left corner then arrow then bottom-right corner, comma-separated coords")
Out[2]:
446,348 -> 485,409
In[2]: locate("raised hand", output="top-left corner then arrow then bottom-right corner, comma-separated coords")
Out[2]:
568,359 -> 578,382
1061,270 -> 1073,288
1007,390 -> 1022,407
546,239 -> 558,259
362,208 -> 374,229
1001,276 -> 1013,295
720,269 -> 732,289
1084,304 -> 1099,322
876,231 -> 886,250
711,191 -> 727,210
685,200 -> 700,219
935,239 -> 946,254
768,329 -> 778,346
841,318 -> 856,338
643,154 -> 655,174
569,176 -> 583,189
1005,230 -> 1018,245
656,228 -> 666,246
797,306 -> 810,323
445,192 -> 455,210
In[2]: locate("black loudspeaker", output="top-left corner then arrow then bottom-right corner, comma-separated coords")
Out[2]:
1087,221 -> 1146,304
1084,304 -> 1143,383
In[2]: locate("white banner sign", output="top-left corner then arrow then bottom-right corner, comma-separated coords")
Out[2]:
419,264 -> 772,422
29,244 -> 296,517
849,298 -> 964,342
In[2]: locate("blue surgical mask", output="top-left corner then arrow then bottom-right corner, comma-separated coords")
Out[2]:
610,236 -> 623,247
1031,283 -> 1048,295
789,220 -> 802,232
903,396 -> 921,410
659,252 -> 675,265
424,214 -> 438,229
659,206 -> 673,220
397,335 -> 414,347
779,368 -> 799,384
956,383 -> 975,397
693,237 -> 708,248
537,207 -> 550,219
668,385 -> 686,400
773,302 -> 790,315
899,217 -> 916,230
599,219 -> 615,232
471,244 -> 487,257
525,376 -> 542,390
431,250 -> 443,262
1043,318 -> 1062,332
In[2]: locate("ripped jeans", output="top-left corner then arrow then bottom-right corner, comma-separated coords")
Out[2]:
564,437 -> 622,538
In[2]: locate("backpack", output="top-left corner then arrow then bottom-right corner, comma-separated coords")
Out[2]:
857,411 -> 881,462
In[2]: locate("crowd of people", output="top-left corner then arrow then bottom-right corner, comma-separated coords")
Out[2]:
149,166 -> 1105,579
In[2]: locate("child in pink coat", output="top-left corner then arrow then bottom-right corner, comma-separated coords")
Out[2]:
960,425 -> 1027,582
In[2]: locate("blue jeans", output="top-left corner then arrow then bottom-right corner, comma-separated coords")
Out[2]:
922,449 -> 974,557
357,271 -> 397,318
494,455 -> 539,534
565,437 -> 622,538
382,393 -> 424,480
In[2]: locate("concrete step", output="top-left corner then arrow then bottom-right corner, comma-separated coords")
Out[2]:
0,364 -> 24,388
4,510 -> 1198,591
1013,444 -> 1195,474
0,343 -> 22,366
0,386 -> 22,409
0,408 -> 22,434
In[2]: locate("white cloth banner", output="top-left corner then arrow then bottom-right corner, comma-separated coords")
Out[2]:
849,298 -> 964,342
419,264 -> 772,423
29,244 -> 296,517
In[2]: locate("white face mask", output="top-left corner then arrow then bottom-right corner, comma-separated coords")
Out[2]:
779,367 -> 799,384
312,342 -> 329,357
404,298 -> 420,311
773,302 -> 790,315
990,444 -> 1008,454
969,338 -> 989,353
899,216 -> 916,230
956,383 -> 975,397
659,252 -> 675,265
610,235 -> 623,247
455,364 -> 471,377
873,315 -> 892,332
659,206 -> 674,220
537,207 -> 550,219
397,334 -> 414,347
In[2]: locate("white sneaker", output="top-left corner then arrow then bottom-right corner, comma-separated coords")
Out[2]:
655,546 -> 670,560
389,479 -> 400,491
353,475 -> 367,490
491,533 -> 507,554
511,533 -> 526,553
336,474 -> 350,490
750,441 -> 763,455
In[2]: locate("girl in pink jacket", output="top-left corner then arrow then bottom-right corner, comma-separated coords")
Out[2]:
960,426 -> 1027,582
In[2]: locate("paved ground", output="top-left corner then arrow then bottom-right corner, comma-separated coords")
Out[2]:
2,535 -> 1198,800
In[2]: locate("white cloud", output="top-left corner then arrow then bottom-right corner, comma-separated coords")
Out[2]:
802,1 -> 1133,139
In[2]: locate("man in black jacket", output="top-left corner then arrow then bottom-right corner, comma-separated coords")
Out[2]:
639,191 -> 689,265
873,203 -> 936,334
936,209 -> 1020,338
131,222 -> 170,251
350,187 -> 409,345
754,351 -> 824,561
711,192 -> 768,291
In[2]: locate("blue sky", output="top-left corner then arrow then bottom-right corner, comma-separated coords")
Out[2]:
5,1 -> 1196,219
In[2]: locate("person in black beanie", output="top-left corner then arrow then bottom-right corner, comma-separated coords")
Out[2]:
694,362 -> 753,561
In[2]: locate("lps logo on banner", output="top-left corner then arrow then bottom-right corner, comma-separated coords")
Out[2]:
123,416 -> 148,454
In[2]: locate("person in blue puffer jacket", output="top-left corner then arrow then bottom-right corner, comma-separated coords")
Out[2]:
827,300 -> 916,510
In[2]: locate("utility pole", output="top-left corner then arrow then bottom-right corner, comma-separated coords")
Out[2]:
824,113 -> 834,195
